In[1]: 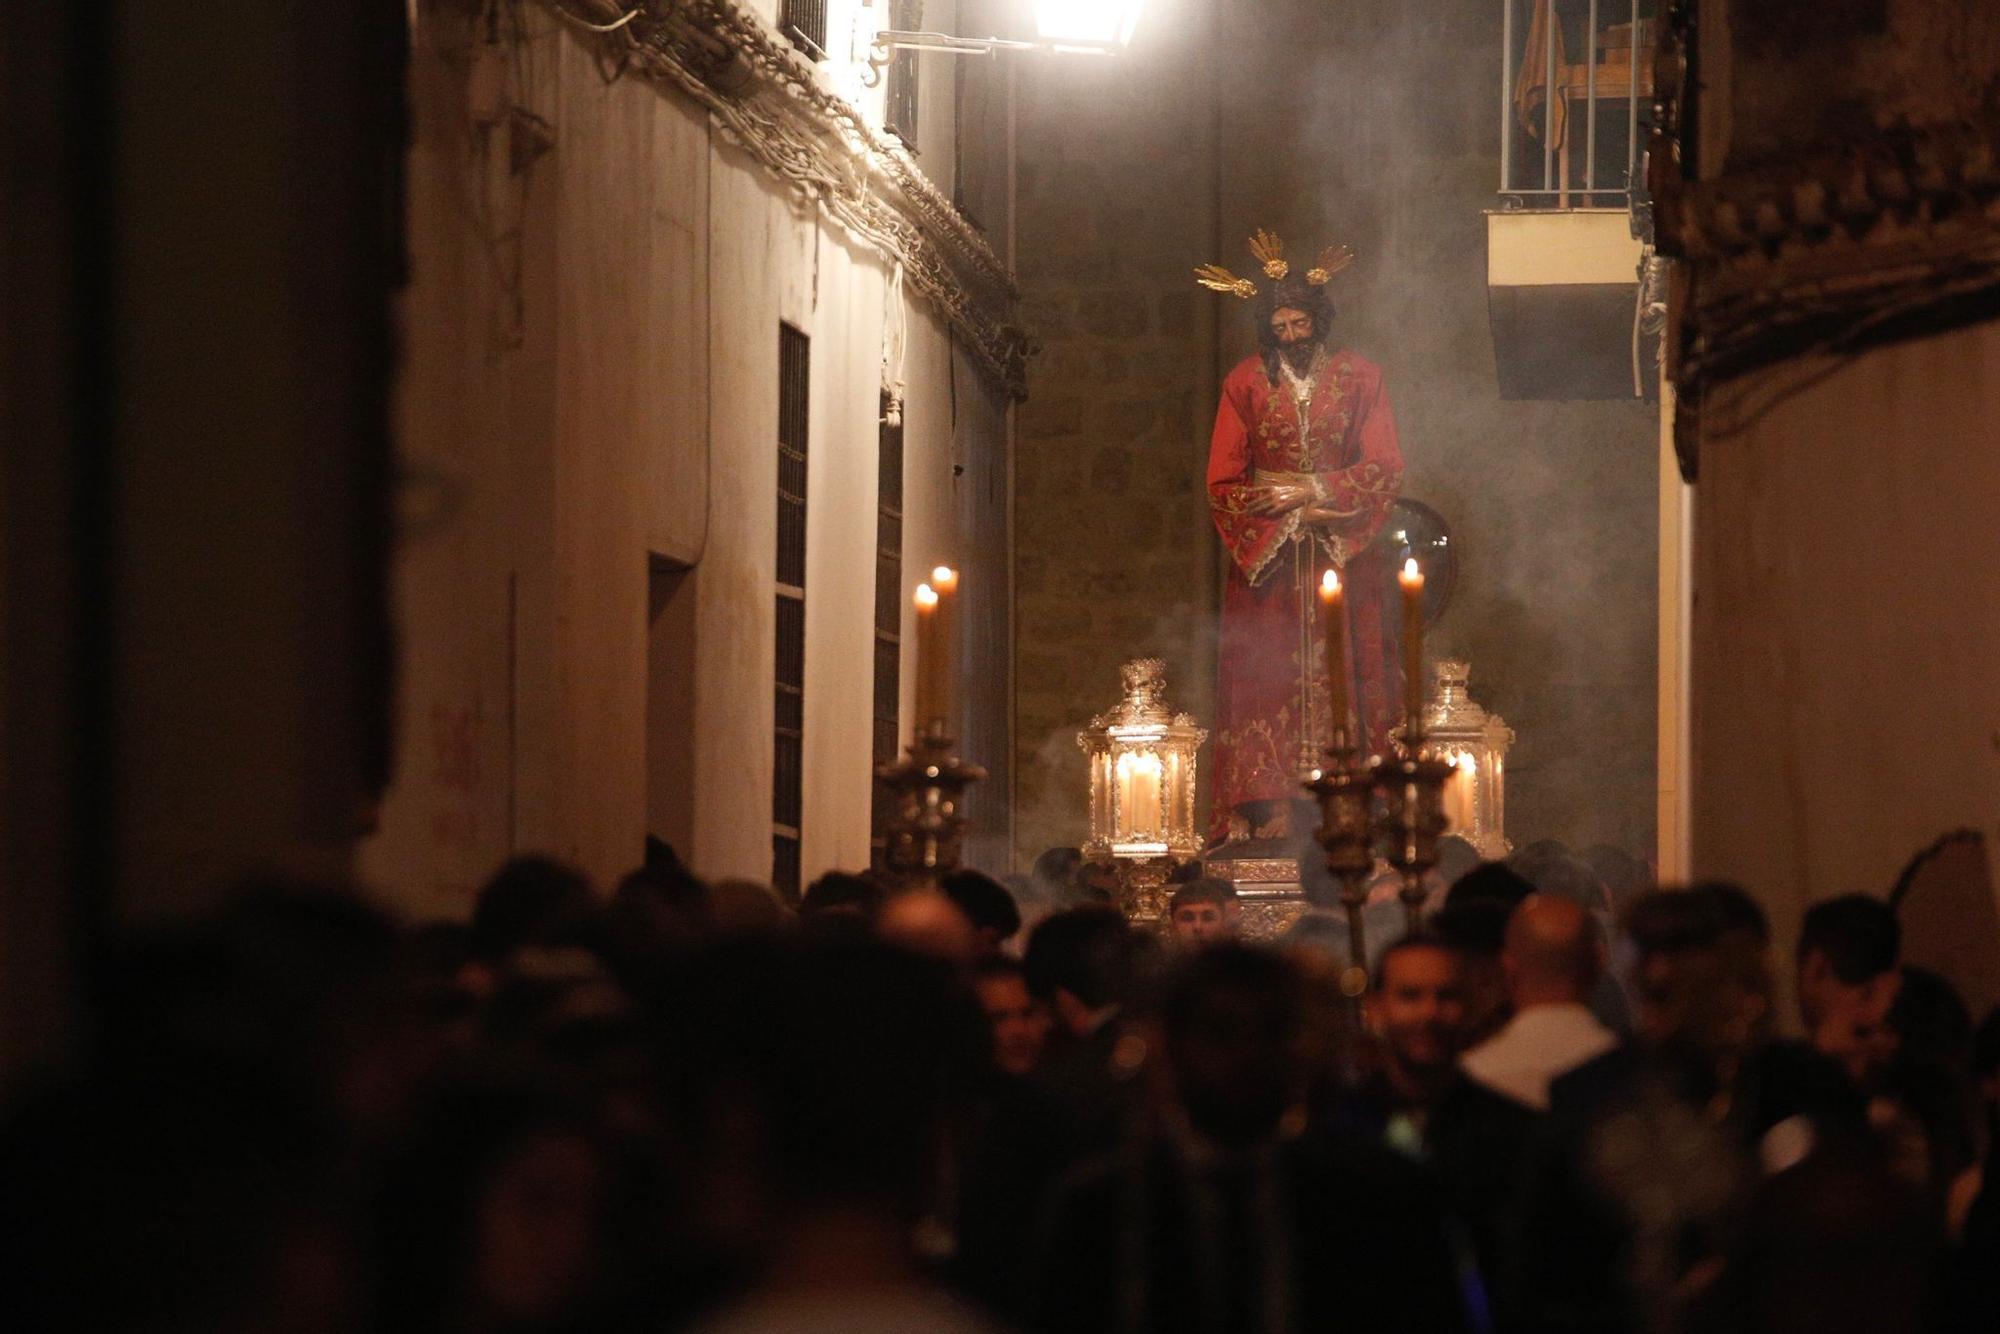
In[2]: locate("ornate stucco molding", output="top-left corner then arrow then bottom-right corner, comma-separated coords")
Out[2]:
548,0 -> 1030,397
1661,114 -> 2000,382
1651,3 -> 2000,477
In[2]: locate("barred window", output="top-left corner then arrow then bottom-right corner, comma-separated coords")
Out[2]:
773,324 -> 810,898
870,390 -> 905,862
883,0 -> 922,150
778,0 -> 828,59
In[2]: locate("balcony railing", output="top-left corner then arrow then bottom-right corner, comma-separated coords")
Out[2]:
1500,0 -> 1653,208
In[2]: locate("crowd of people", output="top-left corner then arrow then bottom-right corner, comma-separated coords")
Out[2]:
6,838 -> 1998,1333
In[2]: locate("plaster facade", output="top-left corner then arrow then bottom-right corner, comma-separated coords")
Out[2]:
1689,323 -> 2000,986
364,3 -> 1012,913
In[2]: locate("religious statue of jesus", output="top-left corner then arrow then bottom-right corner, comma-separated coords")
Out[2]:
1196,231 -> 1404,844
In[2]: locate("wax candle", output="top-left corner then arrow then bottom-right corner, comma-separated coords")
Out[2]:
1399,557 -> 1425,725
1128,752 -> 1163,839
1444,752 -> 1477,833
1114,750 -> 1134,836
930,565 -> 959,733
1319,568 -> 1349,742
913,582 -> 940,734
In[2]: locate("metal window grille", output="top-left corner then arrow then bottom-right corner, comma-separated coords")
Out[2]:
778,0 -> 829,59
883,0 -> 922,150
773,324 -> 810,898
870,391 -> 905,860
1499,0 -> 1653,207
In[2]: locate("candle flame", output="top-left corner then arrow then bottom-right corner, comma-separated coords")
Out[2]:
1402,556 -> 1421,581
1320,569 -> 1341,596
930,565 -> 959,593
914,583 -> 938,609
1459,753 -> 1477,772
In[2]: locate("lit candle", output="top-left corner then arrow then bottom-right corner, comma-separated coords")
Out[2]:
913,582 -> 940,735
1444,752 -> 1477,833
930,565 -> 959,733
1129,751 -> 1163,839
1319,568 -> 1349,743
1114,751 -> 1134,837
1399,557 -> 1425,726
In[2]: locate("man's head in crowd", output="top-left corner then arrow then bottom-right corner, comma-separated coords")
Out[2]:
741,941 -> 980,1228
1622,887 -> 1770,1065
1697,881 -> 1775,1045
1446,860 -> 1536,912
1583,842 -> 1652,914
1023,906 -> 1138,1037
1163,944 -> 1306,1146
1032,845 -> 1083,896
941,870 -> 1023,960
1077,858 -> 1121,905
1033,845 -> 1119,907
1508,840 -> 1613,915
876,889 -> 978,967
1369,932 -> 1467,1095
971,959 -> 1051,1077
1501,893 -> 1601,1009
1167,879 -> 1239,946
1434,835 -> 1482,890
1796,893 -> 1901,1042
1431,897 -> 1513,1045
800,870 -> 886,926
472,856 -> 596,962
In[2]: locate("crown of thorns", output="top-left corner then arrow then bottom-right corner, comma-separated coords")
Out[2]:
1194,229 -> 1355,299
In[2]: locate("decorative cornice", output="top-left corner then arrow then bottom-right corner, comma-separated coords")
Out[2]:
1660,114 -> 2000,383
1651,3 -> 2000,476
548,0 -> 1029,397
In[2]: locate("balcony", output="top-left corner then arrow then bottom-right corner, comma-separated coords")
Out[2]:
1487,0 -> 1657,399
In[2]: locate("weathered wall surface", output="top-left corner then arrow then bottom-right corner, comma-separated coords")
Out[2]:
366,6 -> 1009,914
1009,25 -> 1224,864
1012,0 -> 1659,865
1690,323 -> 2000,971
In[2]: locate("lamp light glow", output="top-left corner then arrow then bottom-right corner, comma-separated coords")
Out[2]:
1034,0 -> 1145,48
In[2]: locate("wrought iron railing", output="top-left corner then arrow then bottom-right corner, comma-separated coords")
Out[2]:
1500,0 -> 1653,207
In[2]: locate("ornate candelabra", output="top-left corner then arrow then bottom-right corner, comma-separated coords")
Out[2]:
1302,724 -> 1376,998
1078,659 -> 1207,924
1304,710 -> 1454,987
1376,718 -> 1456,929
876,719 -> 987,888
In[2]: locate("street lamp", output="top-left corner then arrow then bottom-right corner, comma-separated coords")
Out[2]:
865,0 -> 1145,84
1032,0 -> 1146,48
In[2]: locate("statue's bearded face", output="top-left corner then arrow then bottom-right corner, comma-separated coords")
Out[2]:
1269,306 -> 1317,370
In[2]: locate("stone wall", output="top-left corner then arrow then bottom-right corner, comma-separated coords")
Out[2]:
1010,25 -> 1224,863
1012,0 -> 1660,865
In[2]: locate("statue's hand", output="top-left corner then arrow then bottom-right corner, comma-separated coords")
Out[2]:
1302,501 -> 1360,526
1250,485 -> 1311,516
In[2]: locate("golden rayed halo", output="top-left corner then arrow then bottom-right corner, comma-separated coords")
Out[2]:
1193,264 -> 1257,299
1307,244 -> 1355,286
1193,230 -> 1356,298
1249,229 -> 1288,280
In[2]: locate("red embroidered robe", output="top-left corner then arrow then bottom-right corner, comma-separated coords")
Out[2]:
1206,345 -> 1403,842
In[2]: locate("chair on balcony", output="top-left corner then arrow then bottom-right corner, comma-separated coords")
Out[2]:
1513,1 -> 1654,206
